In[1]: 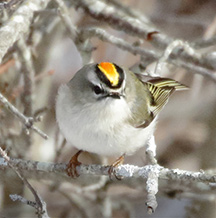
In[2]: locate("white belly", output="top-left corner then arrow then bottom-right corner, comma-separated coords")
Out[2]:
56,85 -> 155,156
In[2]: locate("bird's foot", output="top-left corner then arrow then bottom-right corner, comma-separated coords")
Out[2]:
66,150 -> 82,177
108,154 -> 125,180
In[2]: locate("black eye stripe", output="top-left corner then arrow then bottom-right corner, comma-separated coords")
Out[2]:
93,85 -> 103,95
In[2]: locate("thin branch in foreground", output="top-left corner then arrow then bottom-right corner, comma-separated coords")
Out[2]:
10,194 -> 37,210
1,157 -> 216,213
0,147 -> 50,218
0,92 -> 48,139
1,157 -> 216,187
145,171 -> 158,214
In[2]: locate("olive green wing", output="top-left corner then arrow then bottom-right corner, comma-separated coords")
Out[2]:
146,77 -> 188,118
132,75 -> 188,128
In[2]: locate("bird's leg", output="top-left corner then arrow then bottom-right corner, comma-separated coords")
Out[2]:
108,154 -> 125,180
66,150 -> 83,177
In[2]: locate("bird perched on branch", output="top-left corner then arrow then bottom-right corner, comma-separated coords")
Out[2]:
56,62 -> 187,177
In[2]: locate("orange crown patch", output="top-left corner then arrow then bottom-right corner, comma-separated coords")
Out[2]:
98,62 -> 119,86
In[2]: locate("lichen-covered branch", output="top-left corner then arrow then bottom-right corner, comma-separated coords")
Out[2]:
0,157 -> 215,185
1,157 -> 216,214
145,171 -> 158,214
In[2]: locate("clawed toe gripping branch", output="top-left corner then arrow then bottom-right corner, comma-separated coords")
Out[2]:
65,149 -> 159,212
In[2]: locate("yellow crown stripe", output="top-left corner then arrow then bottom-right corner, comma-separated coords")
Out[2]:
98,62 -> 119,86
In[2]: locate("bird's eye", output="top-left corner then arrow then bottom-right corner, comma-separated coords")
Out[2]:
93,85 -> 103,95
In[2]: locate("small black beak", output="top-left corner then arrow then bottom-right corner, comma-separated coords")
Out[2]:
108,92 -> 121,99
98,91 -> 125,101
108,91 -> 126,99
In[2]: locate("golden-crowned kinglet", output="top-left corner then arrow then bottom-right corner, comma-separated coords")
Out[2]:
56,62 -> 187,176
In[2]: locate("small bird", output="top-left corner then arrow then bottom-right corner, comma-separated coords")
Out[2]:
56,62 -> 187,177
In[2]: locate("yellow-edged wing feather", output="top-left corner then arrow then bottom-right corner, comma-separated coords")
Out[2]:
126,71 -> 188,129
146,77 -> 188,118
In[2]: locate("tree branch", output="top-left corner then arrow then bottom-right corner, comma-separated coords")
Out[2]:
55,0 -> 93,64
0,92 -> 48,139
80,27 -> 159,60
1,157 -> 216,214
0,0 -> 50,64
72,0 -> 216,72
0,147 -> 50,218
0,157 -> 215,184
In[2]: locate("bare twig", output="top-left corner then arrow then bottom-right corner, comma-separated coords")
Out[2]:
145,170 -> 158,214
0,147 -> 50,218
10,194 -> 37,208
80,27 -> 159,60
155,40 -> 199,74
193,36 -> 216,49
0,0 -> 50,64
1,157 -> 216,213
17,38 -> 35,117
72,0 -> 216,72
55,0 -> 78,40
1,157 -> 216,185
154,39 -> 216,82
0,92 -> 48,139
55,0 -> 93,64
